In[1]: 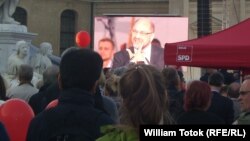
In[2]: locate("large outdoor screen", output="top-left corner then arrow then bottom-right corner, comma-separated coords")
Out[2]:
94,16 -> 189,52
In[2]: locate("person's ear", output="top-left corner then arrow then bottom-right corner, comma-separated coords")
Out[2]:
57,73 -> 63,90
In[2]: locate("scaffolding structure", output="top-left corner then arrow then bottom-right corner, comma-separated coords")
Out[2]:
221,0 -> 230,30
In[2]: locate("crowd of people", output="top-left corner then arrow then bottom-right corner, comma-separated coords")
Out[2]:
0,17 -> 250,141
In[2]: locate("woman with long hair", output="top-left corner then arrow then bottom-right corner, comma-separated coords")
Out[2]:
97,64 -> 173,141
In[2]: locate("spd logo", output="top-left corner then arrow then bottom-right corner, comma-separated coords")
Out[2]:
177,55 -> 190,61
176,45 -> 193,62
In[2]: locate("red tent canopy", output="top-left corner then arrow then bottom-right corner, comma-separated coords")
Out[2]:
164,18 -> 250,72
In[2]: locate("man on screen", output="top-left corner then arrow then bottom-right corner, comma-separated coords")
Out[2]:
97,38 -> 115,69
112,18 -> 164,70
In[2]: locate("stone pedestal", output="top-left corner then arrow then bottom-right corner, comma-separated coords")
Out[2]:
0,24 -> 37,73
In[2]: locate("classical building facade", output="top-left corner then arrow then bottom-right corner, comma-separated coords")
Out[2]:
15,0 -> 250,80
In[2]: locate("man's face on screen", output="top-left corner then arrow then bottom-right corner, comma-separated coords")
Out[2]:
98,41 -> 114,61
131,19 -> 154,50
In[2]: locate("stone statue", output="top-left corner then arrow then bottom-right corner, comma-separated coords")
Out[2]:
2,40 -> 29,89
7,40 -> 29,76
0,0 -> 20,24
30,42 -> 53,75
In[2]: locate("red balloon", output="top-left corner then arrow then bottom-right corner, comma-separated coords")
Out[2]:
45,99 -> 58,110
75,31 -> 91,48
0,99 -> 34,141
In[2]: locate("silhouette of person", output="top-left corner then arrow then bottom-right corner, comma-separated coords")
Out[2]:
27,49 -> 114,141
151,38 -> 162,48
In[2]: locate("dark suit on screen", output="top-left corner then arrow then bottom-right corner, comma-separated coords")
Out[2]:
112,46 -> 164,70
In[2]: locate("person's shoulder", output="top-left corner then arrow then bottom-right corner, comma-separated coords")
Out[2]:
114,48 -> 129,55
152,45 -> 164,51
102,95 -> 116,105
102,95 -> 117,111
241,112 -> 250,120
7,54 -> 18,61
29,91 -> 43,102
213,93 -> 233,106
223,96 -> 234,105
151,46 -> 164,56
29,109 -> 48,126
235,112 -> 250,124
218,94 -> 233,102
96,109 -> 115,125
97,125 -> 138,141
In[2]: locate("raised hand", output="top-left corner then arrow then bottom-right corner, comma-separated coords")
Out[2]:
126,48 -> 145,64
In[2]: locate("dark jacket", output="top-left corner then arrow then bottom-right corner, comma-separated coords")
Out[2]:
26,88 -> 114,141
167,85 -> 185,120
0,122 -> 9,141
207,91 -> 234,124
112,46 -> 164,70
28,82 -> 60,115
177,110 -> 225,124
